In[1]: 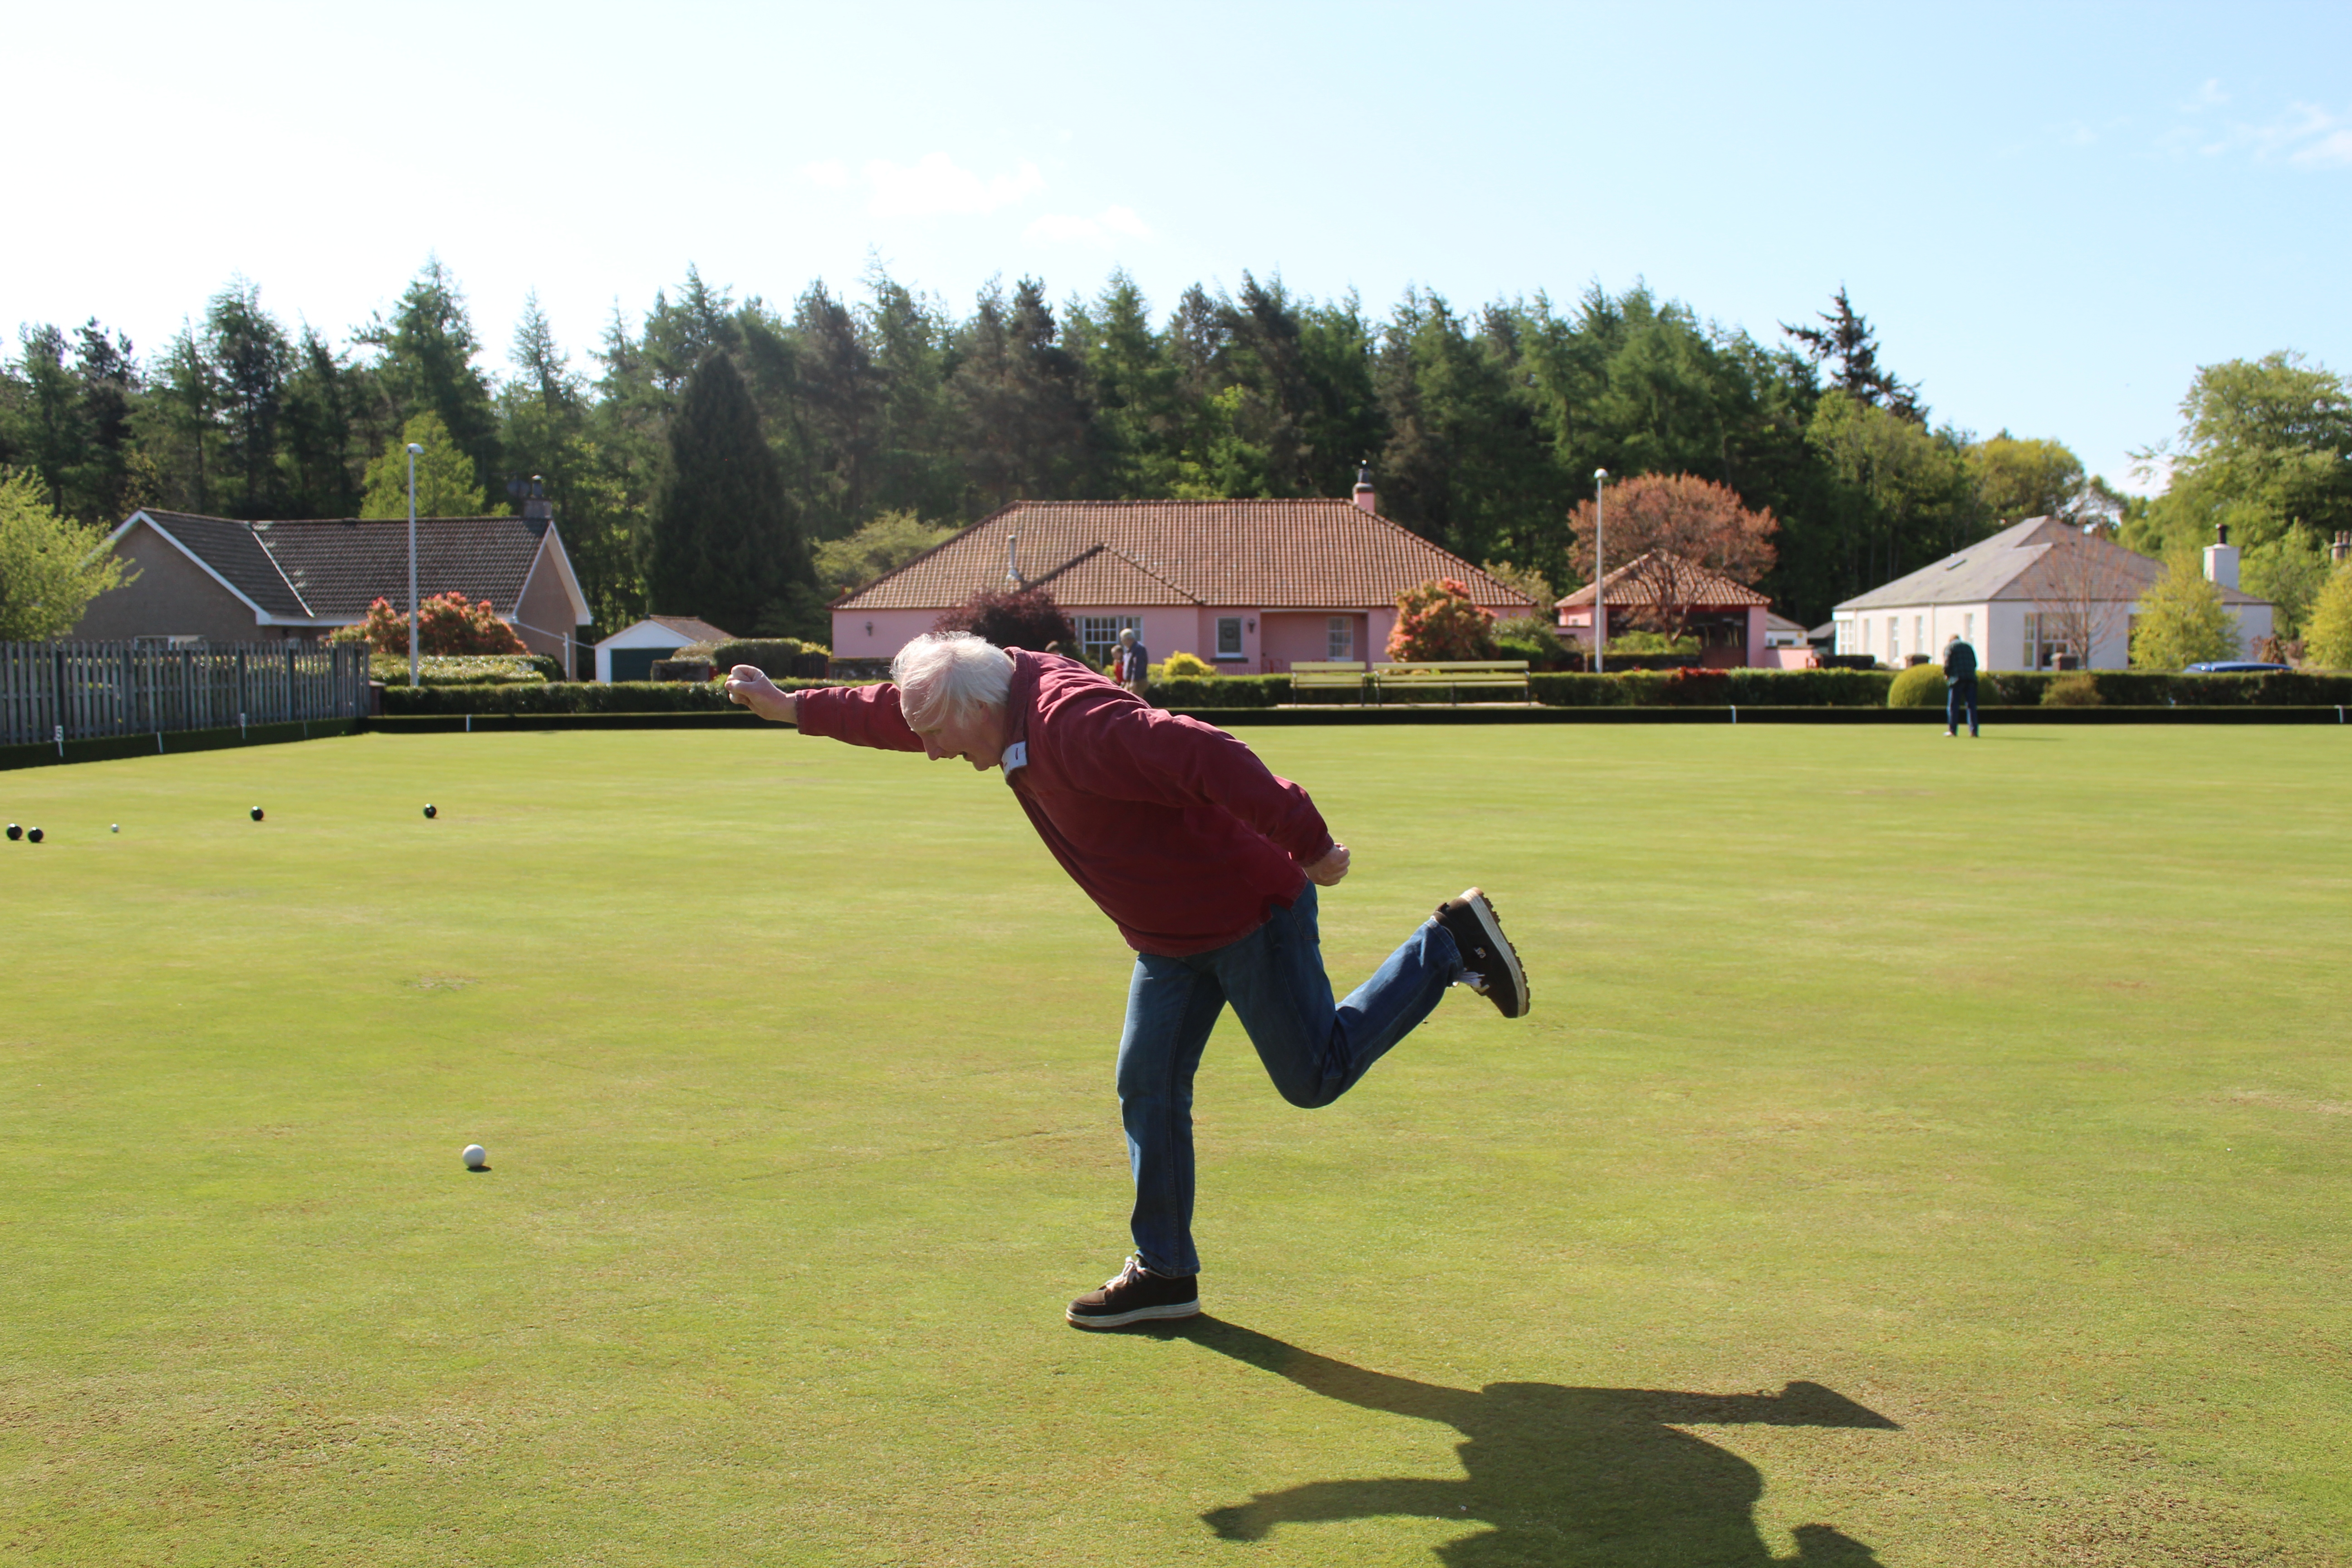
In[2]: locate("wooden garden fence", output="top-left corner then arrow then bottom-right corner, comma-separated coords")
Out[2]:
0,642 -> 371,749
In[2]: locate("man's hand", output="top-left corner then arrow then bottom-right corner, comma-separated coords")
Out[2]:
1304,843 -> 1350,886
725,664 -> 799,724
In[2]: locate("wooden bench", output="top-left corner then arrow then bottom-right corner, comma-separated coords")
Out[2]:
1369,660 -> 1534,706
1287,661 -> 1369,704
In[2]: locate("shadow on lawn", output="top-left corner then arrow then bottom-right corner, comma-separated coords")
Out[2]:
1153,1318 -> 1897,1566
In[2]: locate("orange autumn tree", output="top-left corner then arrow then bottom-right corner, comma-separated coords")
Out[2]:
1566,473 -> 1779,645
1387,578 -> 1499,661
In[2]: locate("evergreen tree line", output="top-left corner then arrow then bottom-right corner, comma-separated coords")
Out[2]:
6,260 -> 2347,639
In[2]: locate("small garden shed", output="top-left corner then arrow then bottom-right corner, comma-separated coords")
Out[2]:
594,616 -> 735,683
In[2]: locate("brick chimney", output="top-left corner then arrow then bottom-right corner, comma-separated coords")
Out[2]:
508,474 -> 554,521
2204,522 -> 2240,591
1351,461 -> 1377,514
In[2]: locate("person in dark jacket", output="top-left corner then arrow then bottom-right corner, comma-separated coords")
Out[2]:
1111,626 -> 1150,696
1942,634 -> 1979,737
726,632 -> 1529,1328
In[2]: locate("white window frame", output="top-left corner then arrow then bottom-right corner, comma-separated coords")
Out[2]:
1326,616 -> 1353,660
1078,614 -> 1140,669
1215,616 -> 1246,660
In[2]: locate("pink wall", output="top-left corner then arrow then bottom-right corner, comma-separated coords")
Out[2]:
1259,612 -> 1367,671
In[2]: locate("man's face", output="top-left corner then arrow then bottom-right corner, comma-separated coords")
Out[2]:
916,703 -> 1006,771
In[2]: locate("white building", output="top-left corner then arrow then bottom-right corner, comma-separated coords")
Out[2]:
593,615 -> 735,682
1830,516 -> 2274,671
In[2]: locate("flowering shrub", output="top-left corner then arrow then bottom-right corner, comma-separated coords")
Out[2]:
335,593 -> 529,656
1387,578 -> 1499,661
1160,651 -> 1216,678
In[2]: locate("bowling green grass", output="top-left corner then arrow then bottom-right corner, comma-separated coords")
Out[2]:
2,724 -> 2347,1568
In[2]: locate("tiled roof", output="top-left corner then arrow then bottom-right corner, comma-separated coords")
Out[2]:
141,510 -> 312,617
137,510 -> 554,621
1837,516 -> 2268,610
1556,551 -> 1770,609
833,500 -> 1538,612
257,516 -> 551,618
644,615 -> 737,643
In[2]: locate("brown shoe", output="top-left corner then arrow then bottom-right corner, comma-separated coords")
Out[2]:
1066,1255 -> 1200,1329
1434,887 -> 1530,1018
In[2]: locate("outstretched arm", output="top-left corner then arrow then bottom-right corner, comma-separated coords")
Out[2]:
732,667 -> 926,753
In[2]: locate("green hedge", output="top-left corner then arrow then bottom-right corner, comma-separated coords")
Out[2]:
376,666 -> 2352,716
378,678 -> 870,715
1530,669 -> 1897,706
368,653 -> 561,685
709,638 -> 832,678
1886,664 -> 1948,707
1978,670 -> 2352,706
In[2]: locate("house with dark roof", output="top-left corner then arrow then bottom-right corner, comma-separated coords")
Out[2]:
1830,516 -> 2273,670
1553,552 -> 1788,667
73,497 -> 592,669
829,475 -> 1536,672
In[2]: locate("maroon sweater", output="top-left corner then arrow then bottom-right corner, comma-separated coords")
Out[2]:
795,651 -> 1334,956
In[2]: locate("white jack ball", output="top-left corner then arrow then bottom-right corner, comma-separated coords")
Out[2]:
462,1144 -> 489,1170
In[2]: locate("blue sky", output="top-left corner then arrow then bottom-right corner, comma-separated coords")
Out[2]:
10,0 -> 2347,495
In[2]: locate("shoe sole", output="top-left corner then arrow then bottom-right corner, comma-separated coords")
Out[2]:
1460,888 -> 1530,1018
1065,1298 -> 1201,1329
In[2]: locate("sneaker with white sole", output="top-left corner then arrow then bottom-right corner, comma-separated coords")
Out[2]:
1433,887 -> 1530,1018
1066,1255 -> 1200,1329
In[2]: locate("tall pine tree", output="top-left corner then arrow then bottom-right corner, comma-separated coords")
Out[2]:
646,350 -> 813,637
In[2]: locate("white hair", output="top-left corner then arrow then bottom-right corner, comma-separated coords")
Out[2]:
892,632 -> 1014,728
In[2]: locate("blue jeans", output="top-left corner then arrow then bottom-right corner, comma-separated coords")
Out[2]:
1114,884 -> 1463,1277
1946,676 -> 1978,735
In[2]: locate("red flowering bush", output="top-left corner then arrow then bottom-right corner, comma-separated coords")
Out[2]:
1387,578 -> 1499,662
337,593 -> 527,656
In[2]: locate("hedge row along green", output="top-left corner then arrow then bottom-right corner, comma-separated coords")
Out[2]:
375,668 -> 2352,715
368,653 -> 564,686
1886,668 -> 2352,709
380,677 -> 862,715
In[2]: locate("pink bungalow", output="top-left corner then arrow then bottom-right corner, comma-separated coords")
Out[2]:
1555,551 -> 1806,669
830,476 -> 1535,673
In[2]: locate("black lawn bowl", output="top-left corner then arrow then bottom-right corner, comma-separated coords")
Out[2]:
250,807 -> 265,821
26,828 -> 43,843
423,804 -> 437,819
5,824 -> 19,841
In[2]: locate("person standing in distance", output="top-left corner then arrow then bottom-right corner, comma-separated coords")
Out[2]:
1942,632 -> 1980,738
1111,626 -> 1151,699
726,633 -> 1530,1328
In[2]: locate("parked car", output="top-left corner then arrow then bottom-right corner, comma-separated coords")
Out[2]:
2184,661 -> 2291,673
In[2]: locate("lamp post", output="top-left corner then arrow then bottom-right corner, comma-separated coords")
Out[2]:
1592,468 -> 1609,675
406,442 -> 424,688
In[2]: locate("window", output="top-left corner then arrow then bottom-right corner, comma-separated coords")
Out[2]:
2021,612 -> 2042,669
1326,616 -> 1352,659
1962,612 -> 1974,647
1914,615 -> 1925,656
1078,614 -> 1140,669
1887,618 -> 1900,665
1215,616 -> 1245,659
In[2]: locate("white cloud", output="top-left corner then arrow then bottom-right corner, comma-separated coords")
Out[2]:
1025,204 -> 1155,246
2165,98 -> 2352,167
800,159 -> 850,189
863,153 -> 1044,217
2289,124 -> 2352,169
2185,78 -> 2229,112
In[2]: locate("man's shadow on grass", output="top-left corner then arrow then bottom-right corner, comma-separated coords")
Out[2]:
1149,1318 -> 1896,1566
